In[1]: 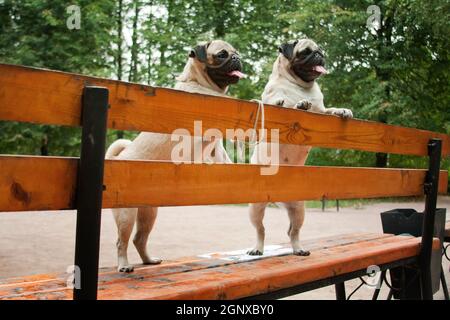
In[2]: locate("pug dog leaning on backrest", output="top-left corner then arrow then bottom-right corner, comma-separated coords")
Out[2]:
248,38 -> 353,256
106,40 -> 245,272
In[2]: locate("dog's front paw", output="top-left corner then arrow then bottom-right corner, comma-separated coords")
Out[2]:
295,100 -> 312,111
329,108 -> 353,119
274,98 -> 285,106
293,249 -> 311,256
118,265 -> 134,273
247,248 -> 264,256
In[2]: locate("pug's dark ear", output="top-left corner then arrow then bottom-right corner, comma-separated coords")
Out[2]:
278,41 -> 298,60
189,45 -> 208,62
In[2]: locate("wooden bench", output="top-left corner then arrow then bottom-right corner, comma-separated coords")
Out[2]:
0,234 -> 440,300
0,63 -> 449,300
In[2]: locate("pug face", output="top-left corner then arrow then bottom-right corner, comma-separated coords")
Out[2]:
189,40 -> 244,89
279,39 -> 327,83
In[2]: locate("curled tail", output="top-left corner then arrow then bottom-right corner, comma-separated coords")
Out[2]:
105,139 -> 132,159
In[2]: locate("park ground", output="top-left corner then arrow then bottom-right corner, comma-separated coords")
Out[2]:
0,196 -> 449,300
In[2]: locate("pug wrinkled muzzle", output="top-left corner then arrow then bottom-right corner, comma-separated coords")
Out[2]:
206,51 -> 244,88
291,48 -> 327,83
189,42 -> 245,89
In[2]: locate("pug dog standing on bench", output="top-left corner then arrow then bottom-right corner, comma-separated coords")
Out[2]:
248,38 -> 353,256
106,40 -> 245,272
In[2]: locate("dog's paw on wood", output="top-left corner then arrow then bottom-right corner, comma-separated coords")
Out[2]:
247,248 -> 264,256
118,265 -> 134,273
327,108 -> 353,119
293,249 -> 311,256
274,98 -> 285,106
295,100 -> 312,110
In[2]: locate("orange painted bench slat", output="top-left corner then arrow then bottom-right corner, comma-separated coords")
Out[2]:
0,233 -> 440,300
0,155 -> 448,212
1,63 -> 449,157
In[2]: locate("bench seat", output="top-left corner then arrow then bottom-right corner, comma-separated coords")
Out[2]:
0,233 -> 440,300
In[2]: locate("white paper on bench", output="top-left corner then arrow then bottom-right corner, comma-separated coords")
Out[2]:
198,245 -> 293,262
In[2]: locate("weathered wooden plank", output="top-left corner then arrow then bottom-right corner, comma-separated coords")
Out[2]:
0,233 -> 389,296
0,156 -> 447,212
0,235 -> 440,300
0,156 -> 77,211
1,63 -> 449,156
103,160 -> 448,208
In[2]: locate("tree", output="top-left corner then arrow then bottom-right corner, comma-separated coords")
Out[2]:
0,0 -> 115,156
114,0 -> 125,81
128,0 -> 141,82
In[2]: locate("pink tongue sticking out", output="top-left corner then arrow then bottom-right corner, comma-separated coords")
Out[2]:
312,65 -> 327,75
228,70 -> 247,78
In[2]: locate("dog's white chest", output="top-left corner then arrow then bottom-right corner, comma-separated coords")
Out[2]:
285,82 -> 324,110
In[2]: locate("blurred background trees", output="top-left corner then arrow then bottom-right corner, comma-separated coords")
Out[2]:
0,0 -> 449,186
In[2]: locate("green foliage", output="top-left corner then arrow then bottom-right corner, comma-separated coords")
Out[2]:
0,0 -> 114,74
0,121 -> 82,156
0,0 -> 115,156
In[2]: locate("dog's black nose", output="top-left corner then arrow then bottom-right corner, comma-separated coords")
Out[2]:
314,50 -> 324,58
231,54 -> 239,61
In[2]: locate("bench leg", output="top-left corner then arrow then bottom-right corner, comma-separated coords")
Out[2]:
73,86 -> 109,300
419,139 -> 442,300
387,289 -> 394,300
441,265 -> 449,300
335,282 -> 346,300
371,270 -> 386,300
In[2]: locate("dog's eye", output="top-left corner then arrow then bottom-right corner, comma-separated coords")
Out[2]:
216,50 -> 228,59
299,48 -> 312,56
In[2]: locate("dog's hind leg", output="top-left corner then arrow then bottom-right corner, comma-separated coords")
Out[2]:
247,202 -> 268,255
113,208 -> 137,272
283,201 -> 310,256
133,207 -> 162,265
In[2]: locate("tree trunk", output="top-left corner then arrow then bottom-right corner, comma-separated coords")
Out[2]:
375,152 -> 388,167
373,3 -> 397,168
159,0 -> 173,68
129,0 -> 141,83
40,135 -> 48,156
146,1 -> 153,84
213,0 -> 226,37
116,0 -> 123,81
116,0 -> 124,140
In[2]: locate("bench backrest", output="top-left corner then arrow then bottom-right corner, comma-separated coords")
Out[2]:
0,63 -> 448,212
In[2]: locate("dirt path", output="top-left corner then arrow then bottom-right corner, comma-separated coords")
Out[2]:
1,196 -> 449,300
